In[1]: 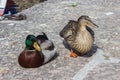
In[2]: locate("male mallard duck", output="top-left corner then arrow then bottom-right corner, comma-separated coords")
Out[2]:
36,32 -> 57,63
18,34 -> 56,68
18,35 -> 43,68
60,15 -> 98,58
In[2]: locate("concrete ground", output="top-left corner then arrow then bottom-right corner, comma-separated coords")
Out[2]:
0,0 -> 120,80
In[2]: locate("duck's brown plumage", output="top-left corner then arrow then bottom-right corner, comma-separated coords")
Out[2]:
60,15 -> 98,56
18,49 -> 44,68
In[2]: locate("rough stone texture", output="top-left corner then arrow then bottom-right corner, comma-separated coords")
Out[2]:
84,63 -> 120,80
14,0 -> 47,11
0,0 -> 120,80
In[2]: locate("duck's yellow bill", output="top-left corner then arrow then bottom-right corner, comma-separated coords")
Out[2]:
33,42 -> 41,51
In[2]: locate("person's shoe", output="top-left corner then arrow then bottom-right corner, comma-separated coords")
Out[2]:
4,14 -> 27,20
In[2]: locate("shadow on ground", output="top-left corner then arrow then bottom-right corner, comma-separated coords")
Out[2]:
63,40 -> 98,57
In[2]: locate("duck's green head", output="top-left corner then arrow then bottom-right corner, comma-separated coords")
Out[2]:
25,35 -> 41,51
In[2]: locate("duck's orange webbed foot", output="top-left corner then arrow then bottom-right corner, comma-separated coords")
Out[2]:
70,50 -> 78,58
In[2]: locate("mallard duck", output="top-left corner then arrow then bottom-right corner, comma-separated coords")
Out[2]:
18,34 -> 56,68
18,35 -> 43,68
36,32 -> 57,63
60,15 -> 98,58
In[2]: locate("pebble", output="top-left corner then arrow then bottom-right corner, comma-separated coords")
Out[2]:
105,12 -> 114,16
0,67 -> 9,74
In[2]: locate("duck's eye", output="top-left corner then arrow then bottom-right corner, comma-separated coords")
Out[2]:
66,35 -> 72,39
70,23 -> 72,26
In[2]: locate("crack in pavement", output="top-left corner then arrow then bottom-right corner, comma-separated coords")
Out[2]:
72,48 -> 120,80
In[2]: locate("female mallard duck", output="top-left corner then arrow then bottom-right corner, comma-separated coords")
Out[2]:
36,32 -> 57,63
60,15 -> 98,58
18,34 -> 56,68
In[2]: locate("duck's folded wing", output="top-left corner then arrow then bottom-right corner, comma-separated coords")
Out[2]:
41,40 -> 54,50
86,26 -> 94,39
42,47 -> 57,63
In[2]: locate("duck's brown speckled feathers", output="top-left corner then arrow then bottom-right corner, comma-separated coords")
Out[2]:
60,15 -> 98,56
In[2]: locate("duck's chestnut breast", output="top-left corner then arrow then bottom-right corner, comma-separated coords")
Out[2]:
18,50 -> 44,68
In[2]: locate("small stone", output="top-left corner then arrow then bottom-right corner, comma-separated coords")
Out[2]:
8,23 -> 15,26
105,12 -> 114,15
0,67 -> 9,74
71,3 -> 77,7
7,53 -> 17,58
0,38 -> 6,41
11,41 -> 17,45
